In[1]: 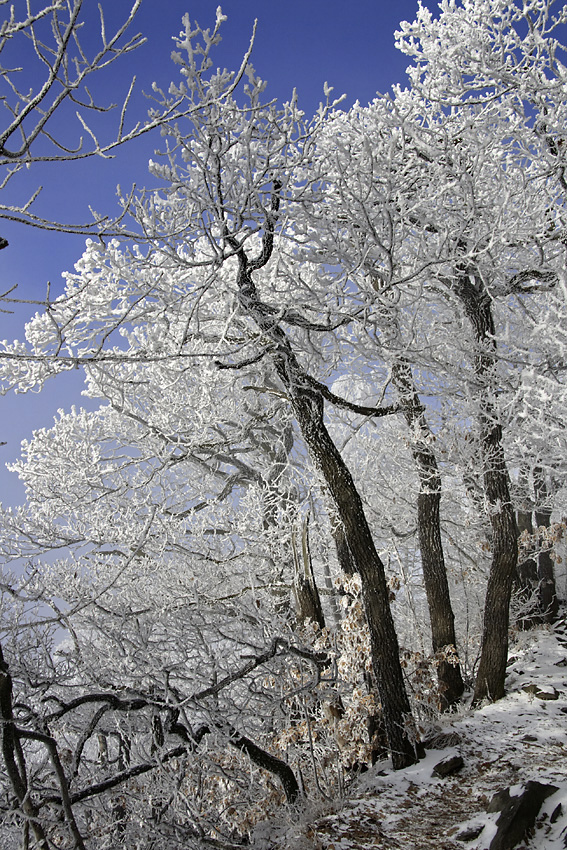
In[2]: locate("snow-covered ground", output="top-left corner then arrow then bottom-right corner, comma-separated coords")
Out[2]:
254,621 -> 567,849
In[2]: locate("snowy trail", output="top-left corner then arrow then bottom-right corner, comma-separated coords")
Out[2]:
255,624 -> 567,849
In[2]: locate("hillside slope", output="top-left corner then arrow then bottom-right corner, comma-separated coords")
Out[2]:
253,622 -> 567,849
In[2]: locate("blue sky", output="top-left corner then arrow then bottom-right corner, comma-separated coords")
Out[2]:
0,0 -> 431,504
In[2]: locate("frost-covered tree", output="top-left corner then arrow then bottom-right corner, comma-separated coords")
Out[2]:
2,1 -> 567,844
292,95 -> 469,708
0,6 -> 422,772
0,11 -> 416,845
0,351 -> 316,845
393,0 -> 566,701
0,0 -> 188,240
297,0 -> 565,707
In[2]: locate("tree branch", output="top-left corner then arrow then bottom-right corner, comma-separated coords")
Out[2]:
305,375 -> 400,417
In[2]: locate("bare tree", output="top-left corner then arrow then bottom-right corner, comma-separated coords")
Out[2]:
0,0 -> 186,241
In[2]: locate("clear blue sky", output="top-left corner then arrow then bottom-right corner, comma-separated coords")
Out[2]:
0,0 -> 432,505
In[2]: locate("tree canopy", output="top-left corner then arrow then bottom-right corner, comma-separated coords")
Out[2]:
1,1 -> 566,846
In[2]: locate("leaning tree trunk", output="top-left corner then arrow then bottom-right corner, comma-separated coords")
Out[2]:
453,273 -> 518,705
229,236 -> 419,769
288,386 -> 418,768
330,513 -> 358,577
391,359 -> 465,710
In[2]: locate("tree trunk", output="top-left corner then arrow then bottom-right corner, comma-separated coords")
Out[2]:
391,360 -> 464,709
231,241 -> 419,769
516,474 -> 538,592
0,645 -> 50,850
453,274 -> 518,705
534,467 -> 559,622
293,517 -> 326,630
473,443 -> 518,703
331,515 -> 358,576
515,501 -> 540,628
289,387 -> 418,768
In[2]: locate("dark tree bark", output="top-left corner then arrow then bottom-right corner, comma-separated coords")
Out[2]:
331,515 -> 358,576
226,222 -> 419,768
452,274 -> 518,705
515,500 -> 540,628
0,645 -> 50,850
516,478 -> 538,590
293,517 -> 326,630
534,467 -> 559,622
173,720 -> 301,803
289,387 -> 418,767
228,729 -> 300,802
294,575 -> 325,629
391,360 -> 464,709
